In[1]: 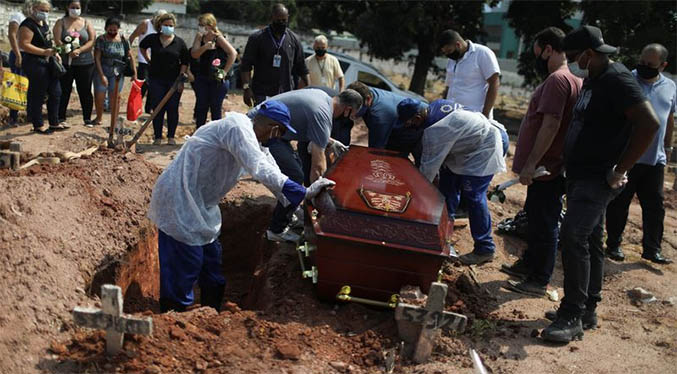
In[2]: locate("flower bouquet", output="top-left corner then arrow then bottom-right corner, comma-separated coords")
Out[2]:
487,166 -> 550,203
54,31 -> 81,65
210,58 -> 226,81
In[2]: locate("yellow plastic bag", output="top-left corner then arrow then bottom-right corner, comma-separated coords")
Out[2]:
0,70 -> 29,111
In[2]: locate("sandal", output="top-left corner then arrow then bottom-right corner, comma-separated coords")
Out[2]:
58,121 -> 71,129
32,125 -> 52,134
49,124 -> 68,131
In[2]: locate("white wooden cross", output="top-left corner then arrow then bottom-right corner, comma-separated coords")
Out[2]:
394,282 -> 467,363
72,284 -> 153,355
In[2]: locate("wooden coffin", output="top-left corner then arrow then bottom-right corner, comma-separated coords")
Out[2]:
305,146 -> 454,302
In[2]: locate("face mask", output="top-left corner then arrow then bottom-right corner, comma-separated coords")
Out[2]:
568,60 -> 589,79
271,21 -> 287,35
355,104 -> 368,118
446,50 -> 461,60
161,25 -> 174,36
107,31 -> 117,38
636,64 -> 660,80
68,8 -> 81,18
535,49 -> 550,77
35,11 -> 48,21
315,49 -> 327,57
198,26 -> 207,34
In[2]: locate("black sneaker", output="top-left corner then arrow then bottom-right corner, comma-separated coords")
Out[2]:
505,279 -> 546,297
606,247 -> 625,261
500,258 -> 530,279
545,309 -> 598,330
541,315 -> 584,343
459,251 -> 495,265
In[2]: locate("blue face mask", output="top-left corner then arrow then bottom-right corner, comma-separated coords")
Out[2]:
161,25 -> 174,36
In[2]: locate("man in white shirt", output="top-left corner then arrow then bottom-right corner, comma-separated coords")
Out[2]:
306,35 -> 344,91
148,100 -> 334,313
440,29 -> 501,118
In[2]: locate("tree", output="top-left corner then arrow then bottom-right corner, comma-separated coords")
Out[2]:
299,1 -> 493,95
580,0 -> 677,74
505,0 -> 578,87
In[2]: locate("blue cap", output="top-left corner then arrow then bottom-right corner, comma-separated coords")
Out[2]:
397,98 -> 423,122
258,100 -> 295,134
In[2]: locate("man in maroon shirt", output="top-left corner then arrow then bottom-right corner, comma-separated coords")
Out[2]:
501,27 -> 582,296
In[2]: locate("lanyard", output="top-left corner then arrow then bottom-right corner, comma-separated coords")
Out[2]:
267,27 -> 286,52
315,57 -> 326,75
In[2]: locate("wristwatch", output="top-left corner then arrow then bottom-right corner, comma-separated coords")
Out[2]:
242,83 -> 250,90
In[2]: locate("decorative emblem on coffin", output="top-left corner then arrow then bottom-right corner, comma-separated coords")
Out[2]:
359,186 -> 411,214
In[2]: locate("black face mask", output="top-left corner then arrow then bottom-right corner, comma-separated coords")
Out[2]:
446,50 -> 461,60
315,49 -> 326,57
107,31 -> 117,38
271,21 -> 287,35
535,49 -> 550,77
636,64 -> 659,79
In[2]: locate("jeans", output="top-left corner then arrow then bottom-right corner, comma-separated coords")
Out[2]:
522,175 -> 565,286
58,63 -> 94,122
24,57 -> 61,129
605,163 -> 665,256
8,51 -> 27,123
439,166 -> 495,254
158,230 -> 226,307
267,138 -> 305,233
193,75 -> 229,128
297,141 -> 312,186
559,176 -> 621,318
148,78 -> 182,140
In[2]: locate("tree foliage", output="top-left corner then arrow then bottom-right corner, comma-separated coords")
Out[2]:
299,1 -> 493,95
581,0 -> 677,74
505,0 -> 578,87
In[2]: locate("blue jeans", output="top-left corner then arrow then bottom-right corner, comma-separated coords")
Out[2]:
148,78 -> 182,140
158,230 -> 226,307
522,175 -> 565,286
267,138 -> 304,233
439,167 -> 495,254
23,56 -> 61,129
193,75 -> 229,128
559,177 -> 621,317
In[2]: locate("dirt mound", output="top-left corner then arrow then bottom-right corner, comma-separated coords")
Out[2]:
0,149 -> 161,374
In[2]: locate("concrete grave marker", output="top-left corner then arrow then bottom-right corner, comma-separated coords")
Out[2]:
394,282 -> 467,363
73,284 -> 153,355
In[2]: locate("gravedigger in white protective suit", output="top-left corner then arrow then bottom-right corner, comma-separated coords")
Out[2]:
147,100 -> 334,313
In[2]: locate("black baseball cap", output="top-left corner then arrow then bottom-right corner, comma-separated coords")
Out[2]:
563,25 -> 617,54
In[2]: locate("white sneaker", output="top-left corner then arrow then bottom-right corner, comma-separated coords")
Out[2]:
266,228 -> 301,243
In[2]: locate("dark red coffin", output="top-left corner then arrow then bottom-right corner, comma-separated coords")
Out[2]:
305,146 -> 454,302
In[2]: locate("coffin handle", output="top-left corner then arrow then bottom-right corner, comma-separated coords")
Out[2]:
336,285 -> 399,309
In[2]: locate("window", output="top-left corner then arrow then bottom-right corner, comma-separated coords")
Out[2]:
338,60 -> 351,74
357,70 -> 390,91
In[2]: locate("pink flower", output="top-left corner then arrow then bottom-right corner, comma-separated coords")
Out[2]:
212,59 -> 221,67
70,31 -> 80,39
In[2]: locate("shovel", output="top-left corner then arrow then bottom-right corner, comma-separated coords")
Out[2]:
126,74 -> 188,151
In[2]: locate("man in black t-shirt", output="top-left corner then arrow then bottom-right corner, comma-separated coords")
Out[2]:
240,3 -> 309,107
541,26 -> 660,344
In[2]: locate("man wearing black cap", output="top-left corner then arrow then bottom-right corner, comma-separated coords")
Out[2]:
541,25 -> 660,343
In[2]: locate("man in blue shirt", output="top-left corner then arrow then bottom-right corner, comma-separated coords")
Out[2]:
347,81 -> 408,149
605,43 -> 675,265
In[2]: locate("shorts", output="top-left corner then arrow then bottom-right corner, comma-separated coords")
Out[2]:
94,66 -> 125,94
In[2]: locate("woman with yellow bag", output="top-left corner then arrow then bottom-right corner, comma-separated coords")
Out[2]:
5,1 -> 32,127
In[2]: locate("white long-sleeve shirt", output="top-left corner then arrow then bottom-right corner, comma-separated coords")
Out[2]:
420,110 -> 506,179
148,112 -> 289,246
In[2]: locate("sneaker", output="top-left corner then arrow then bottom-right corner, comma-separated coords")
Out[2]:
606,247 -> 625,261
500,258 -> 531,279
459,251 -> 495,266
541,315 -> 584,343
505,279 -> 546,297
545,309 -> 598,330
266,228 -> 301,243
167,138 -> 177,145
153,138 -> 162,145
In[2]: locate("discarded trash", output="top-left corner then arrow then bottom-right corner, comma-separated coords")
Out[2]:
546,289 -> 559,302
627,287 -> 657,304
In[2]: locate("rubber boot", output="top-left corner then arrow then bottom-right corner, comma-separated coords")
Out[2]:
159,297 -> 187,313
200,285 -> 225,312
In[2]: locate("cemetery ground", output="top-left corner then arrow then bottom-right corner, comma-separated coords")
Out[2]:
0,81 -> 676,374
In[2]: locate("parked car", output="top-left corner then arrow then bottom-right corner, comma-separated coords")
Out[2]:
303,48 -> 427,102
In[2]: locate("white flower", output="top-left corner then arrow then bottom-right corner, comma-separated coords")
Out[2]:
72,39 -> 80,48
65,44 -> 72,53
64,36 -> 72,43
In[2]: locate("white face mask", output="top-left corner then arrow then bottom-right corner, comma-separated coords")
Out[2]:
198,26 -> 207,34
568,60 -> 590,79
68,8 -> 81,17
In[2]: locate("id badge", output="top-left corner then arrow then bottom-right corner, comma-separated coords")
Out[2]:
321,76 -> 328,85
272,54 -> 281,68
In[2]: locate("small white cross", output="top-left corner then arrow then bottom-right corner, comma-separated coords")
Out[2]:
72,284 -> 153,355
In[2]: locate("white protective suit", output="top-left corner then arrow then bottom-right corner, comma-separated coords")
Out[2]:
420,109 -> 507,180
148,113 -> 290,246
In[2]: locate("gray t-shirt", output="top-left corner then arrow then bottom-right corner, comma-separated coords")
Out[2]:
265,88 -> 333,148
